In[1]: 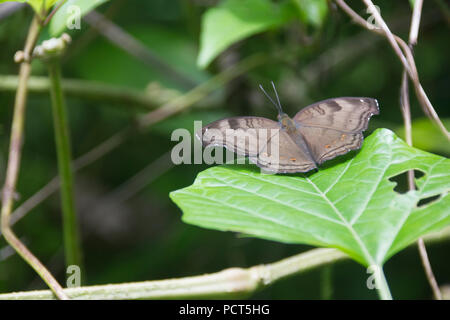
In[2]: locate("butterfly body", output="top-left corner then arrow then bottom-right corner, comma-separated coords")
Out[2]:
198,95 -> 379,174
278,113 -> 318,168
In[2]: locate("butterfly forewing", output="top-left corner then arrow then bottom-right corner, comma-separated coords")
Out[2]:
199,116 -> 317,172
199,116 -> 280,158
294,97 -> 379,133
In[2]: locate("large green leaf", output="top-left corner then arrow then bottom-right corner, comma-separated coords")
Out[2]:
197,0 -> 295,68
170,129 -> 450,267
49,0 -> 109,36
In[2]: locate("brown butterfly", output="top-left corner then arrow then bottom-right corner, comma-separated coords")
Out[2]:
197,82 -> 379,173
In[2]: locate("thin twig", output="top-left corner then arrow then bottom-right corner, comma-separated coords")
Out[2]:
409,0 -> 423,45
1,227 -> 449,300
334,0 -> 450,141
335,0 -> 446,298
0,75 -> 162,111
42,0 -> 67,26
138,53 -> 267,127
362,0 -> 411,73
399,0 -> 442,300
0,16 -> 69,300
417,238 -> 442,299
0,248 -> 346,299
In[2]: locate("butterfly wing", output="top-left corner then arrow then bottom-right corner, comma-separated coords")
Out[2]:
257,129 -> 317,173
297,126 -> 363,165
293,97 -> 379,133
198,116 -> 316,173
198,116 -> 280,157
293,97 -> 378,164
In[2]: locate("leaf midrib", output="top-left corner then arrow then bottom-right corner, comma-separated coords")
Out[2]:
211,170 -> 345,225
323,159 -> 353,194
216,167 -> 378,265
304,176 -> 377,266
178,191 -> 324,237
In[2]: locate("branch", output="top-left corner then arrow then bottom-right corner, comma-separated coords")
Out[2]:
0,75 -> 162,111
398,0 -> 442,300
137,53 -> 267,127
334,0 -> 450,141
1,227 -> 449,299
0,249 -> 347,299
0,15 -> 68,300
408,0 -> 423,46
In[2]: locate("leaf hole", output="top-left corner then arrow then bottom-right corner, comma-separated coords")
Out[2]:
414,170 -> 425,179
417,194 -> 442,207
388,170 -> 424,194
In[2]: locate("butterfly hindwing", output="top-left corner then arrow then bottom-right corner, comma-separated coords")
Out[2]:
298,126 -> 363,165
256,129 -> 317,173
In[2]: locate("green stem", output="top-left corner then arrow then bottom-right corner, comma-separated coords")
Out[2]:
0,248 -> 346,300
47,58 -> 83,277
375,266 -> 392,300
0,15 -> 69,300
0,75 -> 161,111
320,265 -> 333,300
0,228 -> 449,300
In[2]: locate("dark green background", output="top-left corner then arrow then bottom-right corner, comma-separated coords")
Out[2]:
0,0 -> 448,299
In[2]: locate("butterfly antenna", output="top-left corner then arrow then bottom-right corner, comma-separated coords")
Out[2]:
259,84 -> 283,115
270,81 -> 283,113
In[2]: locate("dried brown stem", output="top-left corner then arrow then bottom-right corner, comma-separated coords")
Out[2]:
334,0 -> 449,141
399,0 -> 442,300
42,0 -> 67,26
0,15 -> 68,300
400,72 -> 415,190
334,0 -> 444,300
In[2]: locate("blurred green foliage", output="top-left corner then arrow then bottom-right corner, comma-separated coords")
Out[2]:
0,0 -> 449,299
